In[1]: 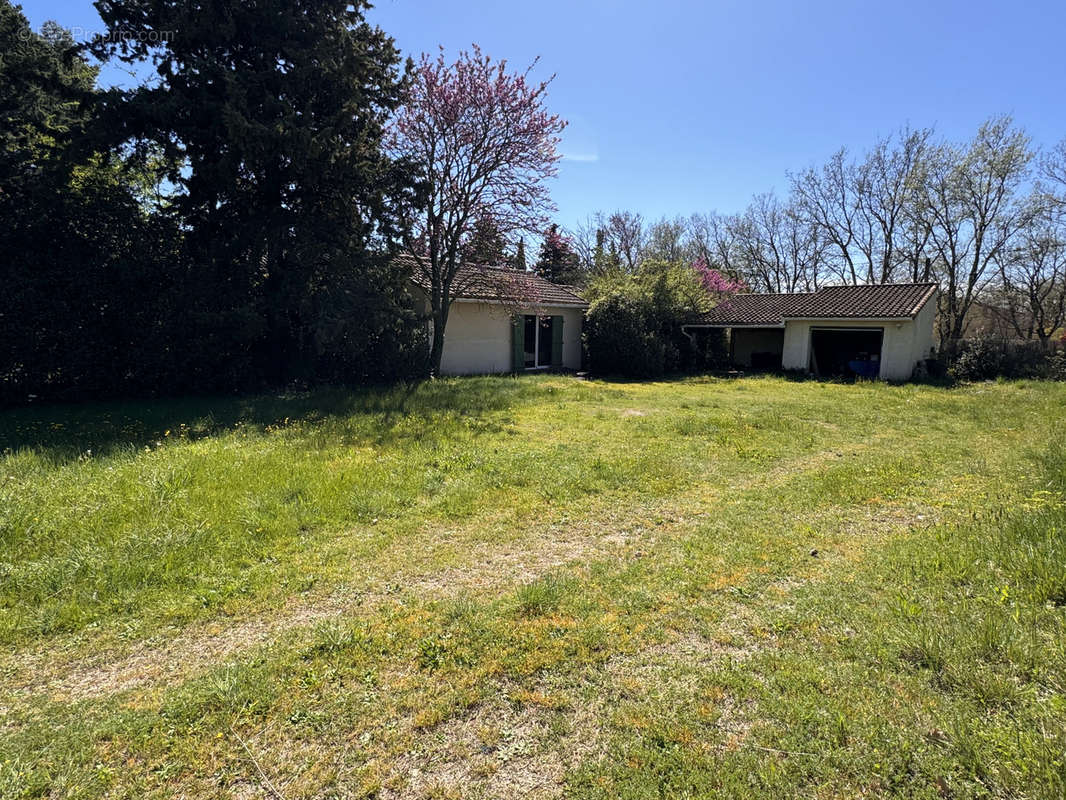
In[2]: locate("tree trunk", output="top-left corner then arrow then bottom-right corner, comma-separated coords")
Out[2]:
428,301 -> 449,377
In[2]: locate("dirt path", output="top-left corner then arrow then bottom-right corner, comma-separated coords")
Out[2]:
5,499 -> 695,704
1,441 -> 888,707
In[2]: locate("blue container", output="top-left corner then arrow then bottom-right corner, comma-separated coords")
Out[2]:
848,359 -> 880,378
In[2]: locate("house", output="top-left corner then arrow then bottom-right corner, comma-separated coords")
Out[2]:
683,283 -> 939,380
407,260 -> 588,375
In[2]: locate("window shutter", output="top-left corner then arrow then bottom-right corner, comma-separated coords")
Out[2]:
511,315 -> 524,372
551,315 -> 564,367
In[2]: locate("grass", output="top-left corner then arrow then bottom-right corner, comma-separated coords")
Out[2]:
1,374 -> 1064,798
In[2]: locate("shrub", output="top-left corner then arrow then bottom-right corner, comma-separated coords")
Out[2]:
583,259 -> 736,378
949,335 -> 1066,381
950,332 -> 1066,379
1046,348 -> 1066,381
584,291 -> 676,378
689,328 -> 730,370
949,335 -> 1010,381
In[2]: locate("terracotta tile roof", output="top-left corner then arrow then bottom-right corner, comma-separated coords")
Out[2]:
688,283 -> 937,327
689,293 -> 810,326
400,255 -> 588,308
784,283 -> 938,319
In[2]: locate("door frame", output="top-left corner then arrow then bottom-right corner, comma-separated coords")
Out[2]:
807,326 -> 884,377
523,314 -> 552,370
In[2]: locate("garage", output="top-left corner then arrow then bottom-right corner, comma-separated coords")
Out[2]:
682,283 -> 938,381
809,327 -> 883,378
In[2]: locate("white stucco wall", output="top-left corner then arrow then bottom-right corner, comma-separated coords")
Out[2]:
911,295 -> 938,364
437,301 -> 584,375
436,301 -> 512,375
781,305 -> 937,380
557,307 -> 584,371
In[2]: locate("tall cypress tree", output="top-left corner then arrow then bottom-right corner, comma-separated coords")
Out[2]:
1,3 -> 178,404
512,238 -> 527,271
90,0 -> 421,386
462,215 -> 508,265
534,224 -> 581,284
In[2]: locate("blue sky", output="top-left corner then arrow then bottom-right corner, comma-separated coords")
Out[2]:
19,0 -> 1066,229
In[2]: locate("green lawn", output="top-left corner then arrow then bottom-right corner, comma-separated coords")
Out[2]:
1,375 -> 1064,799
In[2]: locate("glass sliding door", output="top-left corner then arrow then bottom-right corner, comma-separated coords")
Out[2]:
523,315 -> 537,368
523,314 -> 554,368
537,316 -> 553,367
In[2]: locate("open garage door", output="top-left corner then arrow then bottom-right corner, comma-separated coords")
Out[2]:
810,327 -> 883,378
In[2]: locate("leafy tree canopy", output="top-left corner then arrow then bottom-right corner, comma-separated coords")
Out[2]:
88,0 -> 423,386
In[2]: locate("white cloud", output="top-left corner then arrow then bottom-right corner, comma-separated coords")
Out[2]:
559,114 -> 599,163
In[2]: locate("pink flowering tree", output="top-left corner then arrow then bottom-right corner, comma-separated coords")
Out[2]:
692,256 -> 746,308
390,46 -> 566,375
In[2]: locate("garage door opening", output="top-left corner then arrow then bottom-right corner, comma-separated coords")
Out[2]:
810,328 -> 884,378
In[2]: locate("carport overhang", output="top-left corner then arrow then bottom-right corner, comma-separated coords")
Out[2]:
680,322 -> 787,370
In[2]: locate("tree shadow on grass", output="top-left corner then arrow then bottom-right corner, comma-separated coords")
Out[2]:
0,376 -> 539,463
